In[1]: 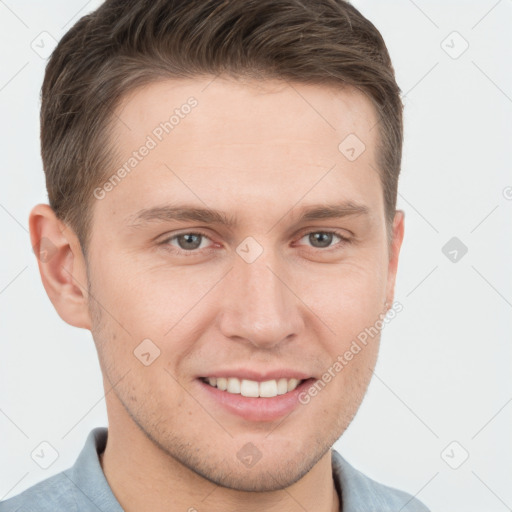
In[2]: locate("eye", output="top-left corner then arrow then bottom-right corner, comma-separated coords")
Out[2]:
160,231 -> 215,256
158,229 -> 350,257
297,230 -> 350,251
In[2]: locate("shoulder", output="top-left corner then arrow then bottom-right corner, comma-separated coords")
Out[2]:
0,469 -> 78,512
0,427 -> 117,512
331,449 -> 431,512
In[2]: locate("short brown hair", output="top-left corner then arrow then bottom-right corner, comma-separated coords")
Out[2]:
41,0 -> 403,256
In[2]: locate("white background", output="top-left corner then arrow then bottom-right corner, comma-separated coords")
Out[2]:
1,1 -> 511,511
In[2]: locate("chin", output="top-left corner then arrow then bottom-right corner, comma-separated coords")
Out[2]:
195,457 -> 314,492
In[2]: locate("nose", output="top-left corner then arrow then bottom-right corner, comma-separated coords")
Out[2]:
217,247 -> 304,350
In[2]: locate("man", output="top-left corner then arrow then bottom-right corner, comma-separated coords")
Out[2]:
1,0 -> 430,510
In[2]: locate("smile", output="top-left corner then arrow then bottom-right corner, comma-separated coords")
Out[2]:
200,377 -> 304,398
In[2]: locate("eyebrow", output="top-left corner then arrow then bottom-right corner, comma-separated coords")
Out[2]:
126,201 -> 370,229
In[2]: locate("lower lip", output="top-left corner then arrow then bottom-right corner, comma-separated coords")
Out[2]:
197,378 -> 316,422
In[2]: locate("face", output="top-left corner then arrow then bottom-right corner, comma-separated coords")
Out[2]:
85,76 -> 403,491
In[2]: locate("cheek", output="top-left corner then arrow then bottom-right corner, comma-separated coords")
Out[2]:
88,252 -> 218,382
293,259 -> 387,341
90,250 -> 189,336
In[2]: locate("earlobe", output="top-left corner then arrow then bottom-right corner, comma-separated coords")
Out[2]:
29,204 -> 92,330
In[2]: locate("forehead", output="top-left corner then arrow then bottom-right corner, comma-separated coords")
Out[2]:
114,76 -> 377,149
95,76 -> 382,229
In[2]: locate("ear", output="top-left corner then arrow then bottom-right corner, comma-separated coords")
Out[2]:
29,204 -> 92,330
384,209 -> 405,308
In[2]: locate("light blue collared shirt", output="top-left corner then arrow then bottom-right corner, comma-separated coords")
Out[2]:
0,427 -> 430,511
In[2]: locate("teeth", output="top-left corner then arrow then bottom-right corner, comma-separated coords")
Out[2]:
259,380 -> 277,397
204,377 -> 304,397
227,377 -> 241,394
287,378 -> 300,392
277,378 -> 288,395
240,379 -> 259,397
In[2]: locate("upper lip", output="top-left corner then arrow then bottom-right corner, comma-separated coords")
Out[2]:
199,368 -> 312,382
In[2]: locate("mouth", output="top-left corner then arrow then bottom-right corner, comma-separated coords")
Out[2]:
196,375 -> 316,422
199,376 -> 306,398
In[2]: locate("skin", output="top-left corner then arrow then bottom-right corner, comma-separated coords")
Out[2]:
29,76 -> 404,512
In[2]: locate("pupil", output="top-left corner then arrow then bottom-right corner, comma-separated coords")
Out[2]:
310,232 -> 332,248
179,234 -> 201,250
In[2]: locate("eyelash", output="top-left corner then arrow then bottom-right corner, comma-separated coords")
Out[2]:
158,229 -> 351,257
